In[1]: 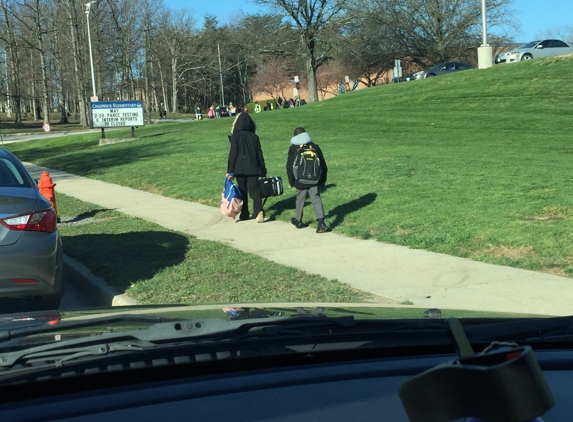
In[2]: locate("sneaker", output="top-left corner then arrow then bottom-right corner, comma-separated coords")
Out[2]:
291,218 -> 307,229
256,211 -> 264,223
316,222 -> 328,233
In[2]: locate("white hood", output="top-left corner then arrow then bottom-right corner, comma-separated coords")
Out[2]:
290,132 -> 312,145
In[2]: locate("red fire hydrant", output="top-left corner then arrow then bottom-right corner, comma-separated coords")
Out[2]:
38,171 -> 57,215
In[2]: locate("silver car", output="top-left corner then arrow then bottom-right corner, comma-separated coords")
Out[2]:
0,149 -> 63,311
412,62 -> 474,79
494,39 -> 573,64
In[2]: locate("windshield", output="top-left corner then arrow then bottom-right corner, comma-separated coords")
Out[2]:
519,40 -> 541,48
0,0 -> 570,394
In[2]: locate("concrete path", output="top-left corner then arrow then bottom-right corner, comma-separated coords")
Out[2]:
25,164 -> 573,317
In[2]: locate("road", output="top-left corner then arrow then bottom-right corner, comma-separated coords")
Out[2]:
0,130 -> 101,145
60,282 -> 91,310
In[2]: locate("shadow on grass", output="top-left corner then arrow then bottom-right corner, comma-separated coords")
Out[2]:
60,209 -> 111,224
265,188 -> 376,230
15,139 -> 178,177
63,230 -> 189,293
326,193 -> 378,229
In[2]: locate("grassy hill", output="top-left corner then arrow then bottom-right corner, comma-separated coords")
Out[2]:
7,54 -> 573,277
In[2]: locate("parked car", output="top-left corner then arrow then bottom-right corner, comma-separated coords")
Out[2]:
219,106 -> 230,117
412,62 -> 474,79
494,39 -> 573,64
403,71 -> 421,81
0,149 -> 63,311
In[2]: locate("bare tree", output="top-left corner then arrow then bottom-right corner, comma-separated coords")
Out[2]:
535,25 -> 573,44
335,15 -> 398,87
0,0 -> 23,124
156,9 -> 199,113
250,56 -> 293,100
349,0 -> 515,67
254,0 -> 344,103
13,0 -> 55,125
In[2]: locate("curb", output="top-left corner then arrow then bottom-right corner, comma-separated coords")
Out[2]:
63,255 -> 139,307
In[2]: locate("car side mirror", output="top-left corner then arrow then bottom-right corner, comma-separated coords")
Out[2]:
535,44 -> 543,49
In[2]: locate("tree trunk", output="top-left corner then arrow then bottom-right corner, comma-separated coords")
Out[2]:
67,0 -> 87,127
171,55 -> 178,113
1,0 -> 22,124
303,36 -> 319,103
29,0 -> 50,125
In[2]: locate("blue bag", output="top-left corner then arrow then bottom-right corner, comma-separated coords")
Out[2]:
220,178 -> 243,221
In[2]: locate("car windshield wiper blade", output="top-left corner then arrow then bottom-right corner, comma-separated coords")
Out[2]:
462,315 -> 573,343
0,315 -> 448,372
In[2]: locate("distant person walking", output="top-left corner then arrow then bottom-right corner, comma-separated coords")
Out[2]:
286,127 -> 328,233
227,112 -> 267,223
195,104 -> 202,120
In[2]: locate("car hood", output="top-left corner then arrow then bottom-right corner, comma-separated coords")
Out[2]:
0,302 -> 541,333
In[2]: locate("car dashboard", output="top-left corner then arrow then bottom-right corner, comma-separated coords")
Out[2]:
0,346 -> 572,422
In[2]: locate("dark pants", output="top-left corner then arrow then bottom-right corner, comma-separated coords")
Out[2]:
236,175 -> 262,219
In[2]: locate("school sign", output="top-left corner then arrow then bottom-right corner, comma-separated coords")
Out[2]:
89,101 -> 144,128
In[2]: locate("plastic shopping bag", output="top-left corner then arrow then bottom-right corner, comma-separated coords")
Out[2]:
220,178 -> 243,222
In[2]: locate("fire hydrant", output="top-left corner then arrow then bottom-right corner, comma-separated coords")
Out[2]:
38,171 -> 57,215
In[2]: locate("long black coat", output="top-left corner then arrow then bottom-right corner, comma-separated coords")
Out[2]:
227,113 -> 267,177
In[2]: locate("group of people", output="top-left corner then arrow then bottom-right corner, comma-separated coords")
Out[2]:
277,97 -> 307,108
226,112 -> 328,233
196,103 -> 241,120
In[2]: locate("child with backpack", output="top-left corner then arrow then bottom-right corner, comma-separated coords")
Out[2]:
286,127 -> 328,233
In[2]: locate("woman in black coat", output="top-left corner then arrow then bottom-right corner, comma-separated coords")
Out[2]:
227,112 -> 267,222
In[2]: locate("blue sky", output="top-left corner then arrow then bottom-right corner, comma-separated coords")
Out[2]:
165,0 -> 572,42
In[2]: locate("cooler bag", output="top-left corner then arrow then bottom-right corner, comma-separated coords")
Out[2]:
259,176 -> 284,198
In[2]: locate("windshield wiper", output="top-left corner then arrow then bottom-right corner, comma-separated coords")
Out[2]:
0,316 -> 449,374
462,315 -> 573,344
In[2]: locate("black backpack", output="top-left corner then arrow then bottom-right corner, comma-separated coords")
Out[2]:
293,144 -> 322,185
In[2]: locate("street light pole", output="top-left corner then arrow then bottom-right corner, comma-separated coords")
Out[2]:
85,1 -> 97,100
477,0 -> 493,68
481,0 -> 487,46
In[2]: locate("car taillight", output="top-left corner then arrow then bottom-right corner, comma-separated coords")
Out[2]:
0,209 -> 57,232
10,278 -> 39,284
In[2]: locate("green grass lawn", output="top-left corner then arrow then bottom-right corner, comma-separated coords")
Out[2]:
57,194 -> 374,304
7,54 -> 573,280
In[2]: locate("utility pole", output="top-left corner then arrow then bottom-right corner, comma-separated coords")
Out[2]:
218,43 -> 225,105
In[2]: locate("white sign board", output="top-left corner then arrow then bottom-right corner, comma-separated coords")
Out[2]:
89,101 -> 144,128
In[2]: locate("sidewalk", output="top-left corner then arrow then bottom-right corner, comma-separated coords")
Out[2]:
26,164 -> 573,317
